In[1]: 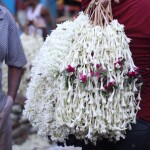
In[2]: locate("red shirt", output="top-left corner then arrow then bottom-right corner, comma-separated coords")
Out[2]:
82,0 -> 150,123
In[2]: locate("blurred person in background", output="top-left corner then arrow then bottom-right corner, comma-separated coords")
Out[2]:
24,0 -> 53,39
2,0 -> 25,34
0,1 -> 27,149
16,0 -> 27,32
40,0 -> 57,30
64,0 -> 81,18
56,0 -> 81,23
56,0 -> 64,18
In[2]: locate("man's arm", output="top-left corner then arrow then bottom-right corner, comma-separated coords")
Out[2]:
7,66 -> 24,101
5,9 -> 27,102
114,0 -> 120,3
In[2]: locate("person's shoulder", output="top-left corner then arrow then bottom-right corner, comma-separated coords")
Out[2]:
0,5 -> 12,20
0,5 -> 16,25
0,5 -> 8,17
0,5 -> 10,15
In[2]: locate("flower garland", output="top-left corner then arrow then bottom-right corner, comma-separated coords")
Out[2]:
24,12 -> 142,144
24,20 -> 78,139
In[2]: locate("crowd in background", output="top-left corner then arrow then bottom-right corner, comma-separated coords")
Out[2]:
2,0 -> 82,39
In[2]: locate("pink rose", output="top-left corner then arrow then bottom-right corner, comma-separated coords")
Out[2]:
96,64 -> 102,69
127,71 -> 139,77
79,73 -> 87,83
108,81 -> 116,87
66,65 -> 75,73
104,80 -> 116,91
104,85 -> 109,91
90,69 -> 95,77
95,71 -> 101,79
114,58 -> 125,69
114,60 -> 122,69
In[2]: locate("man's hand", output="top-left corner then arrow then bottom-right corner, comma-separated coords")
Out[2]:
102,0 -> 120,8
0,96 -> 13,132
114,0 -> 120,3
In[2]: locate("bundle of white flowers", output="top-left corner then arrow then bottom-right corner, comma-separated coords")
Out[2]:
24,0 -> 143,144
2,33 -> 43,96
19,33 -> 43,96
20,33 -> 44,67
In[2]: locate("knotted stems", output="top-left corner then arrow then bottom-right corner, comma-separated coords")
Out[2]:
85,0 -> 113,26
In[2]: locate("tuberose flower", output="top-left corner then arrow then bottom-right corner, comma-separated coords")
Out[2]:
108,80 -> 116,87
95,71 -> 101,79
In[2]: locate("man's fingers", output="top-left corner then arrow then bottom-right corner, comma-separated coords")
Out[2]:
114,0 -> 120,4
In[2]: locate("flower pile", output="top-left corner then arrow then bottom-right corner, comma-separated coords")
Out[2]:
24,19 -> 77,139
24,11 -> 142,144
19,33 -> 43,96
20,33 -> 44,65
2,33 -> 43,96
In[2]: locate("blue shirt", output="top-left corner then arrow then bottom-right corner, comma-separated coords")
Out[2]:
0,5 -> 27,112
